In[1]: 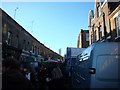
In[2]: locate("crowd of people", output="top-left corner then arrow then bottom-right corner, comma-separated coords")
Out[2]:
2,57 -> 66,90
2,57 -> 34,90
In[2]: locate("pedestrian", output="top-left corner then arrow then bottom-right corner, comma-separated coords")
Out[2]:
38,64 -> 49,90
50,64 -> 64,90
26,70 -> 31,80
2,57 -> 34,90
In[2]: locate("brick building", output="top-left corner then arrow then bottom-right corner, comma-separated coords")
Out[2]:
88,0 -> 120,45
1,9 -> 63,61
77,29 -> 89,48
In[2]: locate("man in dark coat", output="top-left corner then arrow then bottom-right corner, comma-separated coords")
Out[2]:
2,57 -> 34,90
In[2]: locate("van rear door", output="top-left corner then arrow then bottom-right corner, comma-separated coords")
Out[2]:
90,42 -> 120,88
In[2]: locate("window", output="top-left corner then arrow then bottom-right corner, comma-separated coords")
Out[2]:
3,24 -> 7,35
7,31 -> 12,45
23,40 -> 26,50
15,35 -> 19,48
98,25 -> 102,40
27,42 -> 30,51
33,45 -> 35,53
35,46 -> 37,54
32,45 -> 34,53
38,47 -> 39,55
92,25 -> 94,43
94,30 -> 97,41
100,0 -> 105,5
115,15 -> 120,37
86,33 -> 89,41
97,6 -> 101,17
91,34 -> 93,44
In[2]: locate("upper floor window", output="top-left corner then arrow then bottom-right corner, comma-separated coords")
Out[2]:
23,40 -> 26,50
98,25 -> 102,40
97,5 -> 101,17
35,46 -> 37,54
27,42 -> 30,51
15,35 -> 19,48
91,34 -> 93,44
38,47 -> 39,55
7,31 -> 12,45
100,0 -> 105,5
94,30 -> 97,41
115,15 -> 120,37
3,24 -> 7,35
32,45 -> 34,53
92,25 -> 95,42
86,32 -> 89,41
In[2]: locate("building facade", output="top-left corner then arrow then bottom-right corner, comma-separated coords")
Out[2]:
109,2 -> 120,41
1,9 -> 63,61
77,29 -> 89,48
88,0 -> 120,45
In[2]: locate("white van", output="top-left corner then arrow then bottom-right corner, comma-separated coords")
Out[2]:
72,42 -> 120,88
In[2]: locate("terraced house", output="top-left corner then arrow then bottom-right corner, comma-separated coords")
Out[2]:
88,0 -> 120,45
1,8 -> 63,61
77,29 -> 89,48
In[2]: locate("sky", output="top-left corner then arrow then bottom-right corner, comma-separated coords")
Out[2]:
1,2 -> 95,56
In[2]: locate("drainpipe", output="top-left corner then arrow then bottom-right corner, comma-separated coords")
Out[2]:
109,19 -> 112,39
103,12 -> 107,40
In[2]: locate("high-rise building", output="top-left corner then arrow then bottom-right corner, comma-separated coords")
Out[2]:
59,48 -> 61,55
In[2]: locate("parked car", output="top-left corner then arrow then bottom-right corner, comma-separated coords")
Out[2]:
72,42 -> 120,88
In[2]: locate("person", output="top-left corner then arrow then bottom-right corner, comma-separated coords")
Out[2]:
26,70 -> 31,80
50,65 -> 64,89
38,64 -> 49,90
2,57 -> 34,90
